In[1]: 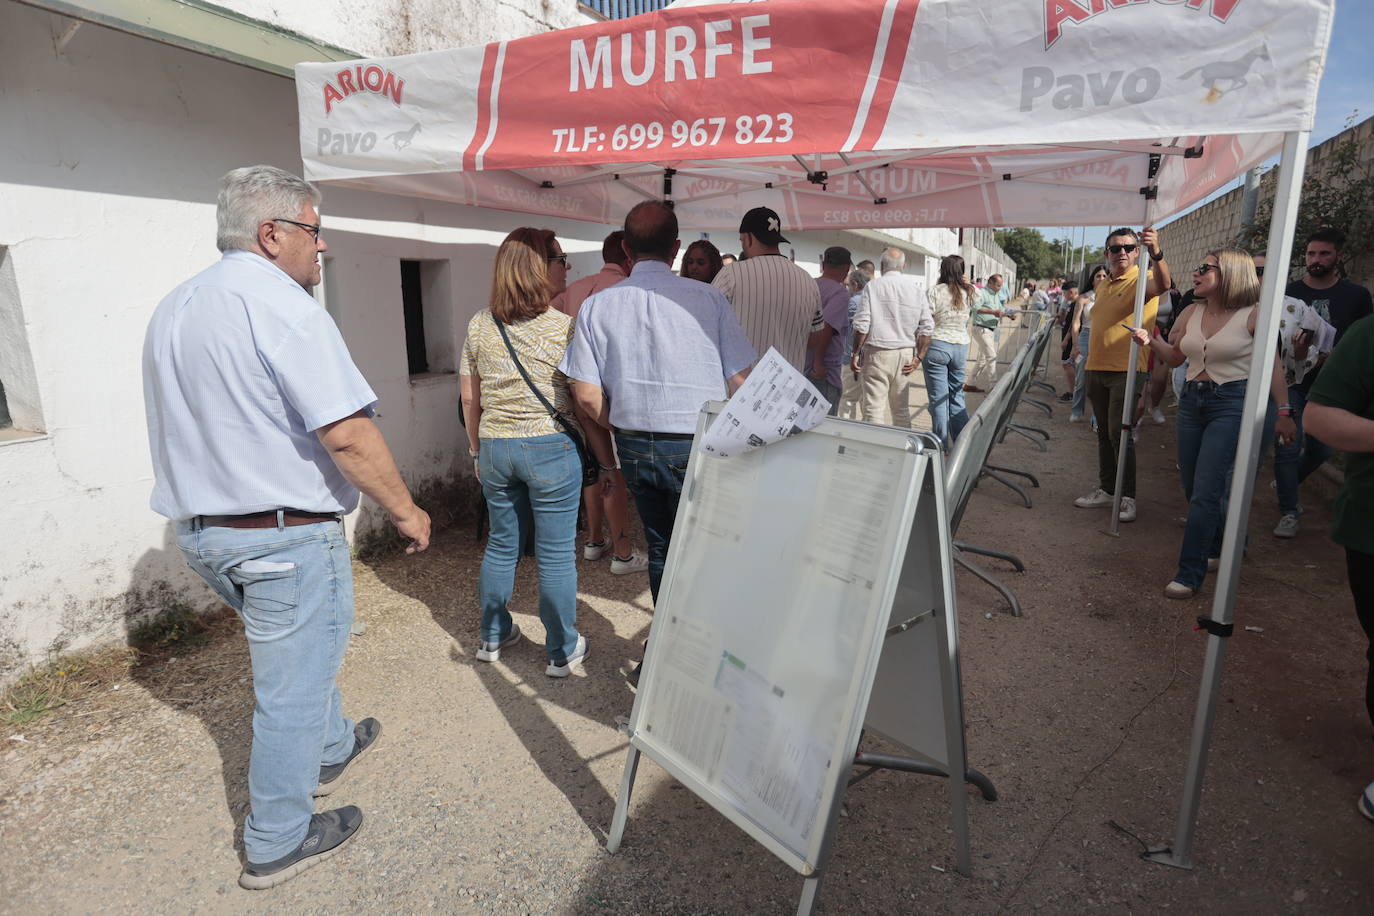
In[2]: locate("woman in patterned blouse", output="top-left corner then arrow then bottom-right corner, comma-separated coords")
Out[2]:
459,228 -> 615,677
923,255 -> 976,447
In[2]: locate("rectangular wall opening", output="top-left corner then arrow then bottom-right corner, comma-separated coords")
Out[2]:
0,246 -> 45,439
400,259 -> 455,379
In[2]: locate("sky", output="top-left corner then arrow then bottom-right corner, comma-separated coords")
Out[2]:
1033,0 -> 1373,262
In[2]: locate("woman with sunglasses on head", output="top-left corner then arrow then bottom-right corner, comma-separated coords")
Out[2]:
679,239 -> 724,283
1130,249 -> 1296,599
460,228 -> 618,676
1068,263 -> 1109,425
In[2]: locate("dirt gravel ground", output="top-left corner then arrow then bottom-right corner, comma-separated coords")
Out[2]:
2,382 -> 1372,915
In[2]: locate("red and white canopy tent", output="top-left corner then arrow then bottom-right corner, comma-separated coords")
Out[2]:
297,0 -> 1334,871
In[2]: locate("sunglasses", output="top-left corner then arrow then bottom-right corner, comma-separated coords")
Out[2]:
547,254 -> 569,267
1107,244 -> 1138,255
1192,264 -> 1218,275
273,218 -> 321,240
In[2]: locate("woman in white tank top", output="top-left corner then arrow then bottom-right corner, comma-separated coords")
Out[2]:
1131,249 -> 1295,599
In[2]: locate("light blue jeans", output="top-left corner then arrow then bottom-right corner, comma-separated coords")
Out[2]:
1175,379 -> 1248,589
176,517 -> 356,863
923,339 -> 970,447
479,433 -> 581,663
1071,327 -> 1090,419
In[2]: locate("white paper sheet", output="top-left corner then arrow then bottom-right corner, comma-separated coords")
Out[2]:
701,348 -> 830,459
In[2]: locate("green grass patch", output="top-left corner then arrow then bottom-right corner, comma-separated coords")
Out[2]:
128,604 -> 211,652
2,648 -> 137,727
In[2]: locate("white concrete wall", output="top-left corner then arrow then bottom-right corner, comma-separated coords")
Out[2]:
213,0 -> 599,57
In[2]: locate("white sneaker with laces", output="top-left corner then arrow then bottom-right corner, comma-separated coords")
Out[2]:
610,549 -> 649,575
1273,514 -> 1300,538
475,623 -> 522,662
1118,497 -> 1137,522
1151,407 -> 1166,424
583,540 -> 608,561
546,636 -> 589,678
1074,488 -> 1114,508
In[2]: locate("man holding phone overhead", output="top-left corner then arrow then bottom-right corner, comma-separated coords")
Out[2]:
1072,227 -> 1171,523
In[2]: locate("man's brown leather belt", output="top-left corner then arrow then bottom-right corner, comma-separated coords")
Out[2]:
198,510 -> 340,529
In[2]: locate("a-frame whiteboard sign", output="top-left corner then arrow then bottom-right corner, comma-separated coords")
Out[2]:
607,405 -> 972,913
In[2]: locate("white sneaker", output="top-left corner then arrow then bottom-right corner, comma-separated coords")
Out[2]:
610,549 -> 649,575
1074,488 -> 1114,508
583,540 -> 608,561
1118,497 -> 1137,522
1206,557 -> 1220,573
1068,414 -> 1084,423
1164,580 -> 1196,599
1360,781 -> 1374,822
1273,514 -> 1300,538
546,636 -> 589,678
475,623 -> 522,662
1151,407 -> 1166,425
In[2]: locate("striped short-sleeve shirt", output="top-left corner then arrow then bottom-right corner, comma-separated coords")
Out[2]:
713,255 -> 823,371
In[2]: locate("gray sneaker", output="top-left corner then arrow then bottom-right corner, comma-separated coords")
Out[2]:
239,806 -> 364,889
1273,514 -> 1300,538
475,623 -> 522,662
1118,497 -> 1137,523
314,718 -> 382,797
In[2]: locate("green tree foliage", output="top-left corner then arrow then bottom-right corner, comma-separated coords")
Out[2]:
1247,122 -> 1374,281
996,228 -> 1105,283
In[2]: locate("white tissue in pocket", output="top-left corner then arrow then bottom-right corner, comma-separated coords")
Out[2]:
238,560 -> 296,573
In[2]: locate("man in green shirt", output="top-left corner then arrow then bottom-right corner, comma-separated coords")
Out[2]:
1304,313 -> 1374,823
966,273 -> 1005,392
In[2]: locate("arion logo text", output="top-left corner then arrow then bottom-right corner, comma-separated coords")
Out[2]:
1044,0 -> 1244,50
323,64 -> 405,114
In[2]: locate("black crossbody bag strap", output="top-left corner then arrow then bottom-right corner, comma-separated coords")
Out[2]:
494,318 -> 596,478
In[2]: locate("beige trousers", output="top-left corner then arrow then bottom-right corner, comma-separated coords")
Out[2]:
859,346 -> 919,428
967,326 -> 998,389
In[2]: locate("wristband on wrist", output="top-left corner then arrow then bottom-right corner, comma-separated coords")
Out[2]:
599,463 -> 619,472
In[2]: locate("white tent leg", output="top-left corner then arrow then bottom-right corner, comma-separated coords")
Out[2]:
1144,129 -> 1310,870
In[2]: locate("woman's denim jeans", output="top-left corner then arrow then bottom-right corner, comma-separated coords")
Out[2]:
922,339 -> 970,447
478,433 -> 581,663
1174,379 -> 1249,589
176,517 -> 355,863
1071,327 -> 1090,419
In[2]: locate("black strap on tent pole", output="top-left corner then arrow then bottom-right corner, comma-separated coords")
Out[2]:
1193,616 -> 1233,638
662,168 -> 676,205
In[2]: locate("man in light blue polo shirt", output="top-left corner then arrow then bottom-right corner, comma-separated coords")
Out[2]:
562,201 -> 755,604
142,165 -> 431,889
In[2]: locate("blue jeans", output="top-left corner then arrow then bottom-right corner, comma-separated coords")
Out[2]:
176,517 -> 356,863
1071,327 -> 1090,419
1175,379 -> 1249,589
922,340 -> 970,447
615,433 -> 693,603
478,433 -> 581,663
1272,386 -> 1334,515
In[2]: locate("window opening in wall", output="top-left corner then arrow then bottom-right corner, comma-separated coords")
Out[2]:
401,260 -> 428,375
401,259 -> 455,379
0,246 -> 45,439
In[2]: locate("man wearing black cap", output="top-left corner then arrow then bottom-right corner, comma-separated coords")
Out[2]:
808,246 -> 854,413
713,206 -> 824,373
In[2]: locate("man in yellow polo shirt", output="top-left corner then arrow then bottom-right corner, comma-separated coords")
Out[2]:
1073,227 -> 1171,522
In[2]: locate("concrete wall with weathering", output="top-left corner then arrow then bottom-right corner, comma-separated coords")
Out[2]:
1158,117 -> 1374,291
212,0 -> 597,56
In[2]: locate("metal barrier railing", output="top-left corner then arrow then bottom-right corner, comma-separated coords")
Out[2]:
944,314 -> 1057,617
580,0 -> 670,19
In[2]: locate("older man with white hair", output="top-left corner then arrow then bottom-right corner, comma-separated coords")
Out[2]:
143,165 -> 431,888
850,247 -> 933,427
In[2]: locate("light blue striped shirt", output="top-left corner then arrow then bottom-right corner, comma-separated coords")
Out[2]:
560,260 -> 756,434
143,251 -> 377,519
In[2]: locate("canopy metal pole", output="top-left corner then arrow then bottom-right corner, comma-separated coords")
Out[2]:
1145,129 -> 1310,870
